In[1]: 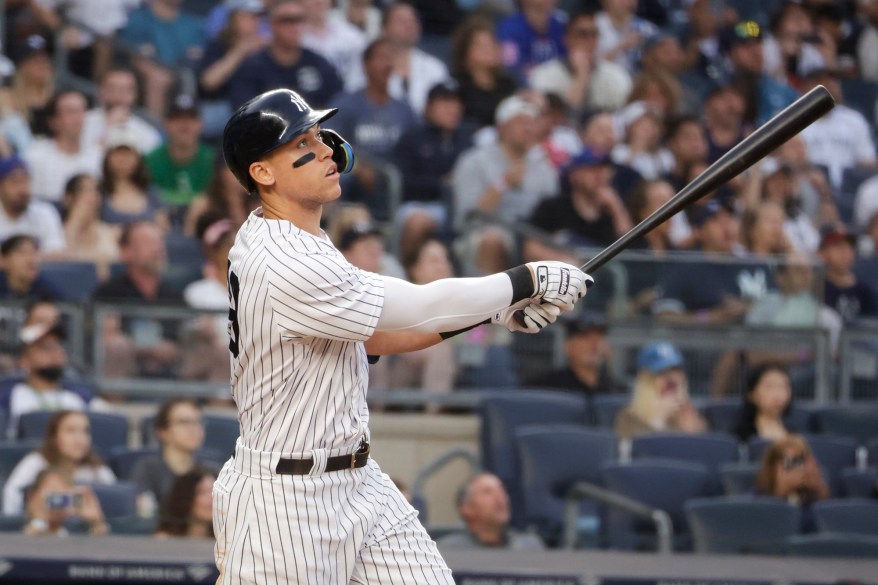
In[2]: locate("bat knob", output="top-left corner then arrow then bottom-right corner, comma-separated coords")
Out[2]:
512,310 -> 528,327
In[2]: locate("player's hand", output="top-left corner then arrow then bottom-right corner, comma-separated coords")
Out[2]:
525,261 -> 593,311
492,299 -> 562,333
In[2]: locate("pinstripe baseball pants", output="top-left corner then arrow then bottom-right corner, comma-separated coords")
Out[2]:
213,440 -> 455,584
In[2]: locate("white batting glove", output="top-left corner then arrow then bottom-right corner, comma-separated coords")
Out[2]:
492,300 -> 562,333
525,261 -> 593,310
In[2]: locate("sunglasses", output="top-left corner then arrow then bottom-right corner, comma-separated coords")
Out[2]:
781,454 -> 806,470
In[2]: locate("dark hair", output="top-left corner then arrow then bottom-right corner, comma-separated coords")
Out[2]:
567,8 -> 599,26
38,410 -> 104,467
0,234 -> 38,256
154,397 -> 201,431
664,114 -> 703,143
99,146 -> 152,194
363,37 -> 391,63
625,179 -> 673,224
451,16 -> 499,77
381,1 -> 417,29
155,465 -> 216,537
64,173 -> 93,198
732,362 -> 793,441
46,89 -> 87,119
118,220 -> 155,249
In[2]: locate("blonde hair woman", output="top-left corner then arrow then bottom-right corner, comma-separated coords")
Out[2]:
615,341 -> 707,439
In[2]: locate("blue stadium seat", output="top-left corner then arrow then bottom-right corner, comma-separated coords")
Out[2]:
787,533 -> 878,558
0,514 -> 26,532
514,424 -> 617,547
203,414 -> 240,459
590,394 -> 628,428
719,462 -> 760,496
841,468 -> 877,498
701,398 -> 741,435
16,411 -> 53,441
479,391 -> 589,529
17,411 -> 129,461
812,405 -> 878,445
840,79 -> 878,128
0,407 -> 7,440
109,446 -> 161,481
601,459 -> 712,551
748,434 -> 858,496
40,261 -> 99,302
0,441 -> 39,491
813,499 -> 878,537
163,233 -> 205,291
630,433 -> 740,494
685,496 -> 800,554
869,438 -> 878,468
141,414 -> 157,447
91,482 -> 138,519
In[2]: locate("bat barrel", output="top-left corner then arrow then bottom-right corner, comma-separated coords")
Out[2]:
581,85 -> 835,274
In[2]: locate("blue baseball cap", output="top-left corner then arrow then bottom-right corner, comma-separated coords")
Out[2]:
637,341 -> 684,373
0,155 -> 27,181
567,147 -> 610,171
688,199 -> 728,228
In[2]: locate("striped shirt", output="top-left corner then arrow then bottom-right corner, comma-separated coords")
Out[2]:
227,209 -> 385,455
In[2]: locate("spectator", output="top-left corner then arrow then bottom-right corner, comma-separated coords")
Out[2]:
818,225 -> 876,323
755,434 -> 829,532
130,398 -> 216,516
451,16 -> 518,130
81,68 -> 163,155
702,84 -> 748,163
497,0 -> 567,78
524,148 -> 631,262
452,94 -> 558,274
0,34 -> 55,140
799,68 -> 877,189
733,362 -> 794,443
579,110 -> 618,156
382,2 -> 450,114
653,200 -> 773,325
3,410 -> 115,516
680,0 -> 723,80
184,220 -> 235,311
0,234 -> 60,301
625,179 -> 682,255
62,174 -> 119,281
595,0 -> 657,74
197,0 -> 268,138
385,238 -> 458,407
332,0 -> 382,42
329,38 -> 418,220
641,31 -> 687,77
301,0 -> 367,91
23,467 -> 108,536
145,95 -> 215,215
856,175 -> 878,234
184,158 -> 257,235
812,3 -> 857,76
625,69 -> 684,119
754,160 -> 820,254
532,91 -> 583,168
529,9 -> 631,116
121,0 -> 207,119
22,89 -> 102,203
663,115 -> 708,193
770,135 -> 839,231
857,0 -> 878,82
740,199 -> 793,257
338,221 -> 404,278
611,102 -> 672,180
438,472 -> 545,550
0,155 -> 66,254
1,321 -> 103,440
155,466 -> 216,538
719,20 -> 798,125
394,81 -> 471,258
100,138 -> 168,229
528,310 -> 620,395
228,0 -> 343,109
614,340 -> 707,439
762,2 -> 826,88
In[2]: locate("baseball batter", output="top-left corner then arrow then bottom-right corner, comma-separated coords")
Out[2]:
213,88 -> 592,584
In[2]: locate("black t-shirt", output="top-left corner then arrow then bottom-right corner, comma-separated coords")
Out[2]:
528,194 -> 617,248
824,279 -> 876,323
528,364 -> 619,396
653,256 -> 775,314
455,71 -> 518,129
92,272 -> 182,303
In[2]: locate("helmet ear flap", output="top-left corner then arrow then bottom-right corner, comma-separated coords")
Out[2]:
321,129 -> 355,174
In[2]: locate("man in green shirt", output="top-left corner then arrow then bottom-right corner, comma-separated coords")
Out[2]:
146,94 -> 215,211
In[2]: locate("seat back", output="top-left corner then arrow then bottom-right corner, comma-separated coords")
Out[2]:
841,468 -> 877,498
701,399 -> 741,435
108,446 -> 162,481
0,441 -> 38,486
813,406 -> 878,446
719,462 -> 760,496
40,262 -> 99,301
479,391 -> 588,527
630,433 -> 739,494
812,499 -> 878,537
514,424 -> 617,546
601,459 -> 712,551
590,394 -> 628,428
685,496 -> 801,554
91,482 -> 138,519
203,414 -> 240,459
787,533 -> 878,558
18,411 -> 128,460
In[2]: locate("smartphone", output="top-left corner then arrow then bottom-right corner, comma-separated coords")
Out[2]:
781,454 -> 806,471
44,492 -> 83,510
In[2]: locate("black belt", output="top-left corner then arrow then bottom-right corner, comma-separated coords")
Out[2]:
275,441 -> 370,475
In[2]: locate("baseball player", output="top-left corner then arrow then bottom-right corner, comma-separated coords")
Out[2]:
213,88 -> 593,584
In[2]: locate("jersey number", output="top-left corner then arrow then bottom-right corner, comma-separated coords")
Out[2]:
227,262 -> 241,358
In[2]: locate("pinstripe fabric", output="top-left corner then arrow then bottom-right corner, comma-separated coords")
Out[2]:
215,210 -> 453,584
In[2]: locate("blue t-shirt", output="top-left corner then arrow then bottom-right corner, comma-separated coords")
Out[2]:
328,90 -> 417,162
653,256 -> 775,314
497,10 -> 567,76
759,75 -> 799,125
228,48 -> 343,109
121,7 -> 206,67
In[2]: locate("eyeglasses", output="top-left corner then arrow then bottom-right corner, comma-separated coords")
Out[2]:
273,14 -> 305,25
780,454 -> 806,470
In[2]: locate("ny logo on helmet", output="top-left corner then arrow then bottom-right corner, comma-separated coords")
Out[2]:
290,92 -> 308,112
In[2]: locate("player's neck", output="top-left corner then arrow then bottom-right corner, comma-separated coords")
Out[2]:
260,198 -> 323,236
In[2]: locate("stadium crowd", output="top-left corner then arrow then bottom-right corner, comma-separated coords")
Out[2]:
0,0 -> 877,551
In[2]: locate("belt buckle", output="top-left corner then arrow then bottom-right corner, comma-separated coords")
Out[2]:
350,452 -> 357,469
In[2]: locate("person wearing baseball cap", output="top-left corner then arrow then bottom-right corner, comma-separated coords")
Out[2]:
615,340 -> 707,439
0,156 -> 67,254
819,224 -> 877,323
528,310 -> 622,395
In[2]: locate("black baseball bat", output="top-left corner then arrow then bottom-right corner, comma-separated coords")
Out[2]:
580,84 -> 835,274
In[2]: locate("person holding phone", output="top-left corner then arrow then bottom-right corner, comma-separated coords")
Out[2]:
23,467 -> 107,536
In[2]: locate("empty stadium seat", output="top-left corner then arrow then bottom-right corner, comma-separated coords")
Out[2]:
841,468 -> 877,498
719,462 -> 760,496
514,424 -> 617,547
869,438 -> 878,468
601,459 -> 712,551
203,414 -> 240,458
812,406 -> 878,445
91,482 -> 138,519
590,394 -> 628,428
0,514 -> 26,532
787,533 -> 878,558
479,391 -> 589,528
685,496 -> 800,554
748,434 -> 858,496
40,261 -> 99,302
813,499 -> 878,537
701,398 -> 740,435
630,433 -> 740,493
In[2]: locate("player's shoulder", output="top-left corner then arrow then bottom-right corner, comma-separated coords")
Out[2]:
239,214 -> 339,259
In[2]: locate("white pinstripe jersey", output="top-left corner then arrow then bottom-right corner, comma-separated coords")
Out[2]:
226,209 -> 385,455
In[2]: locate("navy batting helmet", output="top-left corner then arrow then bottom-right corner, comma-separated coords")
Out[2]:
222,89 -> 353,192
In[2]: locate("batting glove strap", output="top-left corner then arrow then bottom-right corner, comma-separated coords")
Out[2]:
524,261 -> 593,308
503,264 -> 536,304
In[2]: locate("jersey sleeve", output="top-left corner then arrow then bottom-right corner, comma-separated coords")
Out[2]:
266,243 -> 385,342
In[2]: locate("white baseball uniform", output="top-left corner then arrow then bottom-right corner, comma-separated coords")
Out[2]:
213,209 -> 454,585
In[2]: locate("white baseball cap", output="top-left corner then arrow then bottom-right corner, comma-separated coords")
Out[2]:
494,95 -> 539,126
19,322 -> 66,346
